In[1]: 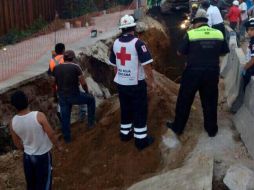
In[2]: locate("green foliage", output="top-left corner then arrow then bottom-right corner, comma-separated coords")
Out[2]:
59,0 -> 133,19
0,17 -> 48,45
60,0 -> 98,19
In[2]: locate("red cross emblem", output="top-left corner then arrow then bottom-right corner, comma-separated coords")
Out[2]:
116,47 -> 131,66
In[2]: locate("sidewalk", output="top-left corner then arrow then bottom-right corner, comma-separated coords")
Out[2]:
0,10 -> 133,94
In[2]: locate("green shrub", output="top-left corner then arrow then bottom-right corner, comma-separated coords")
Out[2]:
0,17 -> 48,45
59,0 -> 133,19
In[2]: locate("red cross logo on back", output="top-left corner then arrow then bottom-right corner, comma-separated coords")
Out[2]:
116,47 -> 131,66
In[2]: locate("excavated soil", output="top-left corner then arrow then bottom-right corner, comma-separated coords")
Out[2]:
0,71 -> 203,190
0,10 -> 207,190
147,8 -> 187,81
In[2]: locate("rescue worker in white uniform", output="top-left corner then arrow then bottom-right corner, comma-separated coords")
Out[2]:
109,15 -> 155,150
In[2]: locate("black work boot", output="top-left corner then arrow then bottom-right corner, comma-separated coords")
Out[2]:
120,130 -> 133,142
207,128 -> 218,137
135,136 -> 154,150
166,121 -> 182,136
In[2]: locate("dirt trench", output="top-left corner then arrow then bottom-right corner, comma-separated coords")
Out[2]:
0,12 -> 206,190
50,13 -> 203,189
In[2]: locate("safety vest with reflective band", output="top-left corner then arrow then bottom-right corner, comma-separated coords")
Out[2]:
185,25 -> 225,68
49,55 -> 64,72
187,26 -> 224,41
113,37 -> 146,86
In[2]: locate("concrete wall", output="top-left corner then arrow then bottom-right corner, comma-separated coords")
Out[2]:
221,27 -> 254,158
233,79 -> 254,158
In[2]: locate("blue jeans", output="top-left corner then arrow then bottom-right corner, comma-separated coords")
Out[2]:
58,92 -> 96,142
79,104 -> 87,121
23,152 -> 52,190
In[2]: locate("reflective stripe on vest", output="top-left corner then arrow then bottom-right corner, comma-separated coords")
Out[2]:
187,26 -> 224,41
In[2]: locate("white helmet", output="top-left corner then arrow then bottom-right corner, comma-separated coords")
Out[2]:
233,0 -> 239,6
119,15 -> 136,29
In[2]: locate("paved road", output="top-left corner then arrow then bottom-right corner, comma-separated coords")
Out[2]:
0,10 -> 133,94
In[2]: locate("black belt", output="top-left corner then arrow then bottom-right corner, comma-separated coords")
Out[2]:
212,23 -> 224,27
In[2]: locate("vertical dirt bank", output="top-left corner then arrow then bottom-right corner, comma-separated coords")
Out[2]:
147,7 -> 187,81
0,75 -> 59,153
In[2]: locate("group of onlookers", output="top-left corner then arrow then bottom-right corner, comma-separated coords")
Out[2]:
191,0 -> 254,41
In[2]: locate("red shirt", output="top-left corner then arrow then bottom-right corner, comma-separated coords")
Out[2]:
227,6 -> 241,22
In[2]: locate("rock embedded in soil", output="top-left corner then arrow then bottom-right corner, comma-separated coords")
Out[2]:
128,154 -> 214,190
223,164 -> 254,190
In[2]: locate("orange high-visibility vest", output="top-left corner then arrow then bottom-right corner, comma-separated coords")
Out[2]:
49,55 -> 64,72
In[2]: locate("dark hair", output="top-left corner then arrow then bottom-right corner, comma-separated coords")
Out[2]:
63,50 -> 76,62
55,43 -> 65,55
201,0 -> 210,9
122,26 -> 136,34
11,90 -> 28,111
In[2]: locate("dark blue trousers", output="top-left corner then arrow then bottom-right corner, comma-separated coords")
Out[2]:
23,152 -> 52,190
58,92 -> 96,142
172,68 -> 220,136
243,66 -> 254,90
117,80 -> 148,139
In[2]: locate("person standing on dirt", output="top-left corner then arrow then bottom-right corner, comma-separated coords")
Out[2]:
48,43 -> 87,123
48,43 -> 65,122
226,1 -> 241,31
9,90 -> 62,190
52,50 -> 96,143
109,15 -> 155,150
166,15 -> 229,137
190,3 -> 199,21
239,0 -> 248,41
48,43 -> 65,75
243,18 -> 254,88
202,0 -> 226,36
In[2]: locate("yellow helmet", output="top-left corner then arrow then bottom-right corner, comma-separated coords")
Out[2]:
192,3 -> 198,9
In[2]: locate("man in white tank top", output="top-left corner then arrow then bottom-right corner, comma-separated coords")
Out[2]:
10,90 -> 62,190
109,15 -> 155,150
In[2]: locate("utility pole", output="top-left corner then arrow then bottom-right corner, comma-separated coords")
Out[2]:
136,0 -> 141,10
134,0 -> 142,20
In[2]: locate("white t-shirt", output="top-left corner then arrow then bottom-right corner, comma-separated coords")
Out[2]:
206,5 -> 224,26
239,2 -> 248,21
12,111 -> 52,155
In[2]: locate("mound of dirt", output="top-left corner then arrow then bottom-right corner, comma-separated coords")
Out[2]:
0,71 -> 204,190
0,13 -> 205,190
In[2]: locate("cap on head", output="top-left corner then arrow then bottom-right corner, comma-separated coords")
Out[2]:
233,0 -> 239,6
245,18 -> 254,29
119,15 -> 136,29
64,50 -> 76,61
